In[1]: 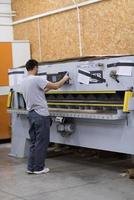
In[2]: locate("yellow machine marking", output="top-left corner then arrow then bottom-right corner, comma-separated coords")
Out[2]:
48,102 -> 123,107
46,91 -> 116,94
7,90 -> 13,108
123,91 -> 133,112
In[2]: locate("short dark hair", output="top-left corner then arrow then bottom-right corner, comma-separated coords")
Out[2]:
25,59 -> 38,71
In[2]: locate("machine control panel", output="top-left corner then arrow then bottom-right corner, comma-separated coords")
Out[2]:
47,71 -> 70,84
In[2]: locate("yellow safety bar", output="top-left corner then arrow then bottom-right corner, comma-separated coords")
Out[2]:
46,91 -> 116,94
123,91 -> 133,112
48,102 -> 123,107
7,89 -> 13,108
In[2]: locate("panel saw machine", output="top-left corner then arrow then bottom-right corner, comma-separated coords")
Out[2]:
7,55 -> 134,158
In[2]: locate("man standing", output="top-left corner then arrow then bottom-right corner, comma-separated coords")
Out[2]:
21,59 -> 69,174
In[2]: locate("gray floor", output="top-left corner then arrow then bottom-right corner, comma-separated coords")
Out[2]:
0,144 -> 134,200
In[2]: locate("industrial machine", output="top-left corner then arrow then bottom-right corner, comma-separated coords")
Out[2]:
7,55 -> 134,158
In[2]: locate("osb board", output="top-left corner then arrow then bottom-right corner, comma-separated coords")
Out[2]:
12,0 -> 76,21
14,21 -> 41,61
39,9 -> 80,61
14,9 -> 80,61
80,0 -> 134,55
75,0 -> 90,2
13,0 -> 134,61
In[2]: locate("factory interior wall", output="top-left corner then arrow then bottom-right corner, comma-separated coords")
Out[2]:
12,0 -> 134,61
0,43 -> 12,139
0,95 -> 11,140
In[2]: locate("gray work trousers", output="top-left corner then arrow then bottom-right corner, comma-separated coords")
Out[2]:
27,110 -> 50,171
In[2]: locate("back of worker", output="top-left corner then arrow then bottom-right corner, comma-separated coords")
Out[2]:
21,59 -> 69,175
22,75 -> 49,116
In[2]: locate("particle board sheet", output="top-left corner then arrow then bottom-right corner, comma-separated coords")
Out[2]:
80,0 -> 134,56
40,9 -> 80,61
75,0 -> 91,2
13,0 -> 134,61
14,21 -> 40,61
12,0 -> 75,21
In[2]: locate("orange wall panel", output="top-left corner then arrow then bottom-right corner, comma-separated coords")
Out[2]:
0,96 -> 11,139
0,42 -> 12,139
0,43 -> 12,86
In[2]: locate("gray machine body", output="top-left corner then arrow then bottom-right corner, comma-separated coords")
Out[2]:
8,56 -> 134,157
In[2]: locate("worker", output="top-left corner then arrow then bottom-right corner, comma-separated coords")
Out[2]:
21,59 -> 70,174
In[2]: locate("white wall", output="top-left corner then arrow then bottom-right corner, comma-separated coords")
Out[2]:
0,0 -> 31,67
0,0 -> 13,41
0,0 -> 30,96
12,41 -> 31,68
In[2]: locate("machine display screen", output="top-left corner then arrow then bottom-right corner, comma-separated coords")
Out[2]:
52,75 -> 57,82
47,71 -> 69,84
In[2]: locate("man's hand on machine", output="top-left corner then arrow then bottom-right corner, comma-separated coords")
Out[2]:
63,73 -> 70,82
44,88 -> 50,92
45,73 -> 70,90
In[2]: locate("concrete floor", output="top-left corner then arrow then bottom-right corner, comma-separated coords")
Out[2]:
0,144 -> 134,200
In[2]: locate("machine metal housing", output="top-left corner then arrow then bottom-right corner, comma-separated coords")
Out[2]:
8,55 -> 134,157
